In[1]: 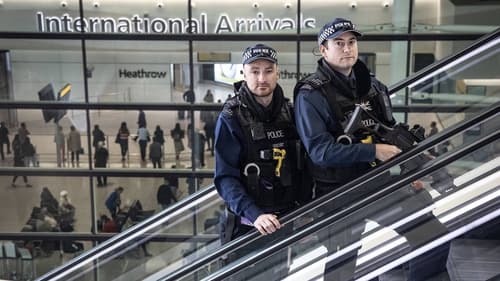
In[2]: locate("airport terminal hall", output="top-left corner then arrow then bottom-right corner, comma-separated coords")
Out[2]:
0,0 -> 499,280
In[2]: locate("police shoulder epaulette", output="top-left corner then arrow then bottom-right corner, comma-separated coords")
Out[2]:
308,77 -> 325,88
300,74 -> 326,90
300,83 -> 314,91
294,74 -> 325,100
222,97 -> 240,117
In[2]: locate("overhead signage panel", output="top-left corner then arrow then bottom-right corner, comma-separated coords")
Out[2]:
35,12 -> 316,34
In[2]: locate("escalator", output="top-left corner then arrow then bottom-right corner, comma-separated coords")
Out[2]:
37,29 -> 500,281
197,106 -> 499,281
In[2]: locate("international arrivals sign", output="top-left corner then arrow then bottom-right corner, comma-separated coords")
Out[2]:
36,12 -> 316,34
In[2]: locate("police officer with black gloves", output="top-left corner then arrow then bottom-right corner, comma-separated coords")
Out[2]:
294,18 -> 449,281
215,44 -> 308,256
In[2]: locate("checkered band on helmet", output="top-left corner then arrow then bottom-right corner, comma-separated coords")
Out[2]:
242,44 -> 278,64
317,18 -> 361,46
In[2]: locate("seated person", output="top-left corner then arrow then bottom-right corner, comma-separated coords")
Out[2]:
59,204 -> 76,232
25,206 -> 42,229
40,187 -> 59,217
59,190 -> 75,222
27,207 -> 60,256
38,207 -> 59,232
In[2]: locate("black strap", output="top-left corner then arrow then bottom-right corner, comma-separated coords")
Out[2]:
247,175 -> 259,197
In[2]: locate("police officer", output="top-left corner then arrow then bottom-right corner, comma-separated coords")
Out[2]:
295,18 -> 401,195
294,18 -> 448,280
215,43 -> 307,248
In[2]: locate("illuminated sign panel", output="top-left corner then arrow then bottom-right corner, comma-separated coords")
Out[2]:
198,52 -> 231,63
35,12 -> 316,34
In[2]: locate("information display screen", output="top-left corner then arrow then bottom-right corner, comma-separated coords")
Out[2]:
37,83 -> 71,123
37,83 -> 56,123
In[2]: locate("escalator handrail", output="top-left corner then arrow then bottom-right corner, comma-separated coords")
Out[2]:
389,27 -> 500,93
0,232 -> 217,243
36,182 -> 218,280
203,128 -> 500,281
161,101 -> 499,281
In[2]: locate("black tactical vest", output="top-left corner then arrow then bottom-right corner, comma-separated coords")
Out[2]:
231,98 -> 300,212
294,59 -> 394,186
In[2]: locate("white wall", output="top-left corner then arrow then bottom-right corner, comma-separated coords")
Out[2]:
11,50 -> 85,101
11,49 -> 174,102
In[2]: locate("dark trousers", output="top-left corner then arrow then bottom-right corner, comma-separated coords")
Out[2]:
139,140 -> 147,161
177,110 -> 185,119
97,175 -> 107,186
12,175 -> 28,183
0,140 -> 10,160
196,146 -> 205,167
152,157 -> 161,168
119,142 -> 128,159
71,151 -> 80,162
317,182 -> 449,281
205,134 -> 215,155
108,207 -> 117,219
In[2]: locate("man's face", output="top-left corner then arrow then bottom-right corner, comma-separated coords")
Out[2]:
320,31 -> 358,75
243,59 -> 279,97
